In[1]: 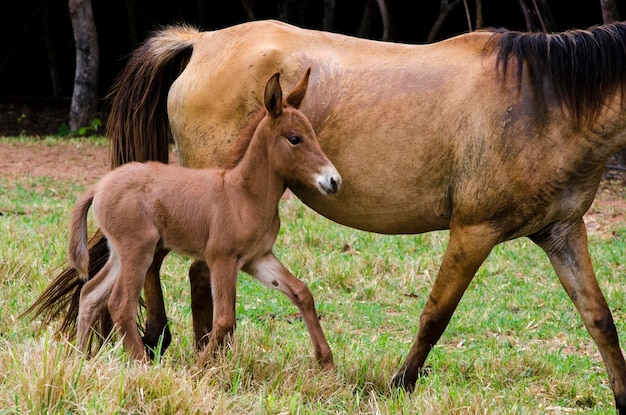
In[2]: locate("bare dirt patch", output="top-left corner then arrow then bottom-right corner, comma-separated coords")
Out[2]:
0,140 -> 109,185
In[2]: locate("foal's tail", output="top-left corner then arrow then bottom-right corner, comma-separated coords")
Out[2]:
69,189 -> 95,281
23,25 -> 198,342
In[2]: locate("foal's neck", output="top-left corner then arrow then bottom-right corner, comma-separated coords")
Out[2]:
227,126 -> 286,208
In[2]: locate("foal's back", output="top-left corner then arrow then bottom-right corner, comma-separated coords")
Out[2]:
92,161 -> 233,258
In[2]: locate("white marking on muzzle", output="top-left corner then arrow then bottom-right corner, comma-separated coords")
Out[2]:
316,165 -> 342,195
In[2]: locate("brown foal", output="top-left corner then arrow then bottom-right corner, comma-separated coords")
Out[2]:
69,68 -> 340,368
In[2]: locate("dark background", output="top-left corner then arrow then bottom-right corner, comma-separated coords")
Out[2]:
0,0 -> 625,135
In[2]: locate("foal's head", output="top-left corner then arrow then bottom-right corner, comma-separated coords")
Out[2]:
259,68 -> 342,195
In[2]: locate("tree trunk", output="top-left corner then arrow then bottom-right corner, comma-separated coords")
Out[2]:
357,0 -> 379,39
474,0 -> 483,30
322,0 -> 335,31
42,1 -> 64,97
427,0 -> 462,43
600,0 -> 619,23
241,0 -> 255,21
68,0 -> 99,133
518,0 -> 556,32
375,0 -> 391,41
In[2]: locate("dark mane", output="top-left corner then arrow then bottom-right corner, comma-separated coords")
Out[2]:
223,108 -> 267,169
487,22 -> 626,127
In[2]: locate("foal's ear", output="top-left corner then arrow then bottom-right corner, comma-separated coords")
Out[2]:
285,67 -> 311,109
264,72 -> 283,118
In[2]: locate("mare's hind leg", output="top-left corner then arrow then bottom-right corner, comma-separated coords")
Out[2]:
391,224 -> 499,390
77,249 -> 120,354
107,235 -> 159,362
244,253 -> 334,370
189,260 -> 214,351
531,219 -> 626,413
142,248 -> 172,358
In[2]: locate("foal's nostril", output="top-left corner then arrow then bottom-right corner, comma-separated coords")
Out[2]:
317,171 -> 341,195
330,177 -> 337,191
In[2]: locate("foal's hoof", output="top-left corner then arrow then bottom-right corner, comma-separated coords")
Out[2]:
320,360 -> 336,372
195,341 -> 223,369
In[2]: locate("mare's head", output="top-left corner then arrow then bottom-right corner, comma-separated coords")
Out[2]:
261,68 -> 341,195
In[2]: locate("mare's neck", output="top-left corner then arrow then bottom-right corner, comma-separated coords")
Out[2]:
227,129 -> 286,208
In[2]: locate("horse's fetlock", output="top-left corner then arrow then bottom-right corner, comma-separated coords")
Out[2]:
212,321 -> 235,343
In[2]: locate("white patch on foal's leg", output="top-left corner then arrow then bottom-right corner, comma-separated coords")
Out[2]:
246,254 -> 288,291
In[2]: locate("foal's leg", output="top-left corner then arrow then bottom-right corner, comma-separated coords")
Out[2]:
244,253 -> 334,370
142,248 -> 172,358
107,235 -> 159,362
531,219 -> 626,413
189,260 -> 214,351
196,256 -> 238,366
391,224 -> 499,390
76,249 -> 120,354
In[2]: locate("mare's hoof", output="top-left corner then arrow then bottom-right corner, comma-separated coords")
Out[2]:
142,326 -> 172,360
390,367 -> 430,392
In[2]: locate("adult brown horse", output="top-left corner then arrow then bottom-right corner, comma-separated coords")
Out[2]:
27,20 -> 626,412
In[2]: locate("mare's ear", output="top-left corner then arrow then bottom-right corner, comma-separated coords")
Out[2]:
285,67 -> 311,109
264,72 -> 283,118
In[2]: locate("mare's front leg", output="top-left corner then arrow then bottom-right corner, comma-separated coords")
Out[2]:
531,219 -> 626,414
196,256 -> 238,366
392,224 -> 499,389
244,253 -> 334,370
189,260 -> 214,351
142,248 -> 172,359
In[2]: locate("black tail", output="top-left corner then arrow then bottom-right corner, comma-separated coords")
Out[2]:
22,230 -> 113,346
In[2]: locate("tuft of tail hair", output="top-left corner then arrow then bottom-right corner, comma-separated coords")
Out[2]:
69,189 -> 95,281
21,230 -> 113,346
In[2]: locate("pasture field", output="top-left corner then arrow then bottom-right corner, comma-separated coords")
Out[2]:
1,136 -> 626,414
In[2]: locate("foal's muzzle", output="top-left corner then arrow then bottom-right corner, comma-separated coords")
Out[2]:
317,167 -> 342,195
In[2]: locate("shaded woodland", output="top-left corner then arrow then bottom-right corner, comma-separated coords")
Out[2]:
0,0 -> 624,136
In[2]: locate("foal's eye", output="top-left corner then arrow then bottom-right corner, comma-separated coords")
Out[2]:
287,135 -> 302,145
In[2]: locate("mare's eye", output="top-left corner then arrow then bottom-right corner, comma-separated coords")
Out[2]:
287,135 -> 302,145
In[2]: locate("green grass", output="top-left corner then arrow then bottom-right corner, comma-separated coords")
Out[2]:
1,136 -> 625,413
